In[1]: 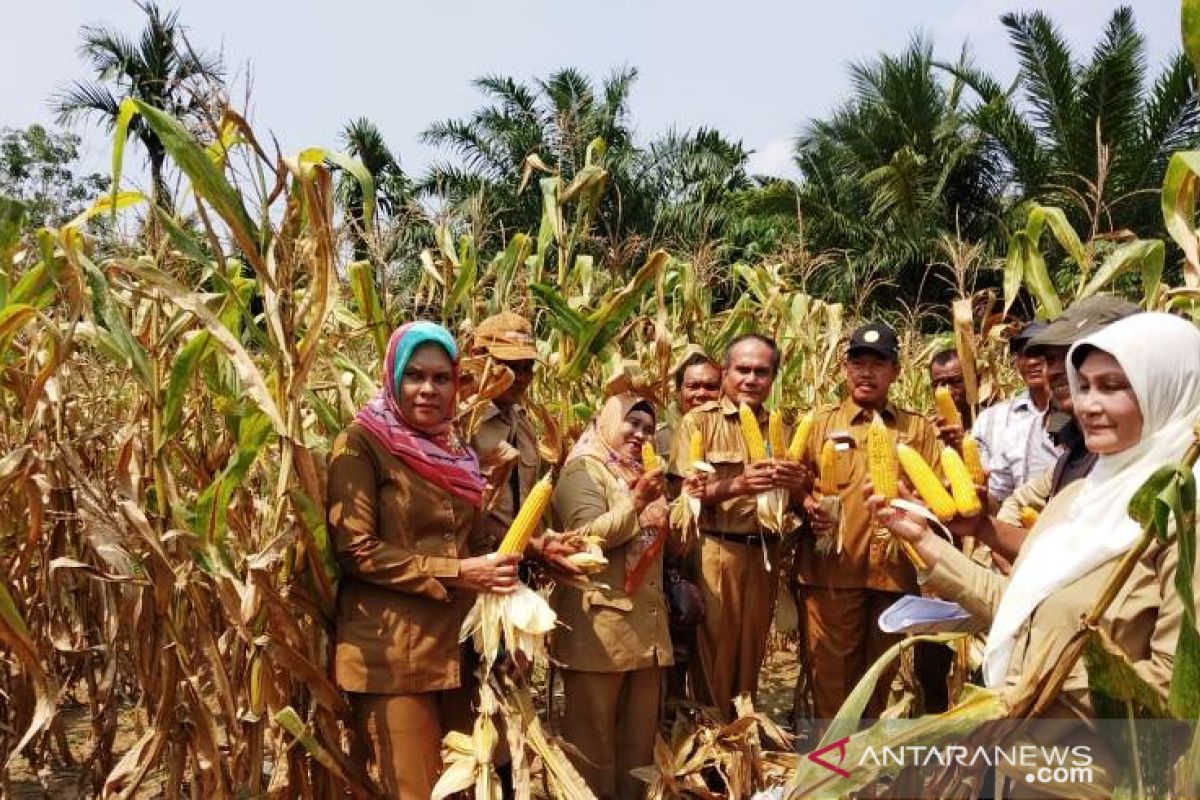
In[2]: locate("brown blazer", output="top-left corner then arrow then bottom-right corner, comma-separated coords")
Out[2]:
923,480 -> 1194,718
327,424 -> 490,695
549,456 -> 673,672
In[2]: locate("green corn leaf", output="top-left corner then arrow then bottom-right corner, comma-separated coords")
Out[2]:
64,191 -> 146,230
1083,626 -> 1170,718
1185,0 -> 1200,84
1169,463 -> 1198,718
446,234 -> 477,316
1078,240 -> 1164,303
1028,204 -> 1088,274
0,303 -> 37,360
490,233 -> 531,315
162,331 -> 213,443
348,260 -> 388,357
529,282 -> 585,341
123,99 -> 262,267
1161,150 -> 1200,289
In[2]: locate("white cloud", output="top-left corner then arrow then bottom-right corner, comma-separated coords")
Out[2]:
747,137 -> 797,180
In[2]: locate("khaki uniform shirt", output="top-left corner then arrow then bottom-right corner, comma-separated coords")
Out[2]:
795,397 -> 940,592
923,480 -> 1193,718
549,457 -> 673,672
327,425 -> 489,694
471,403 -> 540,543
997,468 -> 1053,525
668,397 -> 792,536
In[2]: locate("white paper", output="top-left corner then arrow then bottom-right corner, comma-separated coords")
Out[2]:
877,594 -> 972,634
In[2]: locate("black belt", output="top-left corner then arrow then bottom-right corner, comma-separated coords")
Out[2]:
703,530 -> 777,546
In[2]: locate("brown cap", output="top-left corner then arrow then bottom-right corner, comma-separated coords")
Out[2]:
472,311 -> 538,361
1024,294 -> 1141,353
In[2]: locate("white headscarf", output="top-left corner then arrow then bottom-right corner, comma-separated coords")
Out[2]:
982,312 -> 1200,688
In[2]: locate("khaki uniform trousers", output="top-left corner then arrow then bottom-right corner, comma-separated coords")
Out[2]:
692,534 -> 780,719
801,585 -> 903,720
349,686 -> 474,799
560,667 -> 662,800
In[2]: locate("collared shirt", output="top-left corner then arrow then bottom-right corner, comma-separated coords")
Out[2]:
971,391 -> 1059,503
794,397 -> 941,592
669,397 -> 790,536
327,424 -> 489,694
471,402 -> 540,542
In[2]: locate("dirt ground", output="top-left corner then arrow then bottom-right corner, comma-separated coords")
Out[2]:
6,638 -> 807,798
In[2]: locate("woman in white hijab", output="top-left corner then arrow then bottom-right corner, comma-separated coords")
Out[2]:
871,312 -> 1200,714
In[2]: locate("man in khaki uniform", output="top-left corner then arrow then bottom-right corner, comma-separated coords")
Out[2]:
797,323 -> 941,720
670,334 -> 810,719
469,312 -> 542,545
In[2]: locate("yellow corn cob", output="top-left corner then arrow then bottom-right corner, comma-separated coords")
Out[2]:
897,444 -> 957,522
934,385 -> 962,429
768,410 -> 786,458
689,429 -> 704,465
497,473 -> 553,554
1020,506 -> 1040,528
642,441 -> 659,472
739,403 -> 767,462
940,447 -> 982,518
867,413 -> 898,499
786,411 -> 814,461
962,437 -> 986,485
818,439 -> 838,495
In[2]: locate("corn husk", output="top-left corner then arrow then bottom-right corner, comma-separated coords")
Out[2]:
632,694 -> 794,798
460,584 -> 557,673
565,548 -> 608,573
813,494 -> 844,556
432,684 -> 501,799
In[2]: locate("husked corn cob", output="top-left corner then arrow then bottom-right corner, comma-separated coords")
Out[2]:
962,437 -> 986,485
867,414 -> 898,499
739,403 -> 767,462
642,441 -> 659,472
498,473 -> 553,554
818,439 -> 838,495
689,429 -> 704,465
1020,506 -> 1040,528
768,410 -> 786,458
897,444 -> 957,522
786,411 -> 814,461
940,447 -> 982,518
934,386 -> 963,429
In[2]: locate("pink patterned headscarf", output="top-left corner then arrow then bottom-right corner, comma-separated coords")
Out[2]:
354,322 -> 485,507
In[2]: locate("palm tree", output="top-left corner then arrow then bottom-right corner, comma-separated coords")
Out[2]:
632,127 -> 754,254
793,36 -> 1006,306
336,117 -> 426,260
54,1 -> 223,209
946,6 -> 1200,239
420,67 -> 640,245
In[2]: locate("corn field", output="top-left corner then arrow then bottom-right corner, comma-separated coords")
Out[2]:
3,45 -> 1200,796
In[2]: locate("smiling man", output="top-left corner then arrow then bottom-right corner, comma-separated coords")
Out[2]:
795,322 -> 941,722
670,333 -> 810,719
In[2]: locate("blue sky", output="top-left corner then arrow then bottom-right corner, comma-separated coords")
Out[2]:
1,1 -> 1182,185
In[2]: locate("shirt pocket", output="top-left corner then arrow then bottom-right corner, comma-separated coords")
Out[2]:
705,448 -> 745,480
583,588 -> 634,613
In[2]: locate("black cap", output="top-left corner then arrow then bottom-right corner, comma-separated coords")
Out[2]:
1009,321 -> 1049,355
1025,294 -> 1141,353
847,322 -> 900,361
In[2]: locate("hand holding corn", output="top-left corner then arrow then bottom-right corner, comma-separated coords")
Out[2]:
632,468 -> 665,512
862,483 -> 941,572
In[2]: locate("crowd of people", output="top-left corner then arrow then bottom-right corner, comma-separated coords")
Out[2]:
323,296 -> 1200,799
